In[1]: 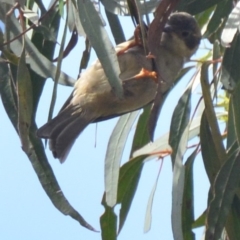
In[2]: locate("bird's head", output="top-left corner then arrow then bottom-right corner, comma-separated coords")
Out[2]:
162,12 -> 201,58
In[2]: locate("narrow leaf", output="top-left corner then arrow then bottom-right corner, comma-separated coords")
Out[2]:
118,155 -> 148,233
144,162 -> 161,233
200,111 -> 221,183
101,0 -> 158,16
0,6 -> 75,86
206,148 -> 240,240
105,111 -> 139,207
220,33 -> 240,90
230,81 -> 240,146
100,195 -> 117,240
201,62 -> 226,164
182,148 -> 198,240
221,1 -> 240,47
17,44 -> 33,153
172,125 -> 190,240
169,85 -> 192,166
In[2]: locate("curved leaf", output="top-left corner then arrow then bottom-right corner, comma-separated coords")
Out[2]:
101,0 -> 159,16
118,155 -> 148,233
221,1 -> 240,47
169,85 -> 192,166
220,33 -> 240,90
206,148 -> 240,240
0,5 -> 75,86
105,111 -> 139,207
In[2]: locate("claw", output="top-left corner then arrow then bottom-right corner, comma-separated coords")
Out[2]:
133,68 -> 158,83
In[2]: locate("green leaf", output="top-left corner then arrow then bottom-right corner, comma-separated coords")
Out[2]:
143,162 -> 161,233
105,9 -> 125,45
203,0 -> 232,38
28,123 -> 97,231
118,155 -> 147,233
221,1 -> 240,47
205,148 -> 240,240
227,95 -> 238,149
105,111 -> 139,207
130,105 -> 151,156
220,33 -> 240,90
182,148 -> 197,240
101,0 -> 158,16
201,62 -> 226,165
200,111 -> 221,183
172,125 -> 189,240
67,0 -> 85,36
77,0 -> 123,98
47,12 -> 68,122
169,85 -> 192,166
230,81 -> 240,146
177,0 -> 224,15
225,196 -> 240,239
0,5 -> 75,86
17,44 -> 33,153
100,195 -> 117,240
0,62 -> 18,129
192,210 -> 206,229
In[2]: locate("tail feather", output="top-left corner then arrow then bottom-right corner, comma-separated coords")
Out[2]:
37,106 -> 93,162
50,116 -> 90,162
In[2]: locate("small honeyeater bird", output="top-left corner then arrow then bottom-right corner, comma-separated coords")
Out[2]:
37,12 -> 201,163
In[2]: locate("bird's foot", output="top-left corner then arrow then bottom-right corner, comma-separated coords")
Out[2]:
117,25 -> 145,55
133,68 -> 158,83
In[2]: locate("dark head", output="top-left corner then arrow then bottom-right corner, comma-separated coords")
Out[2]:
162,12 -> 201,58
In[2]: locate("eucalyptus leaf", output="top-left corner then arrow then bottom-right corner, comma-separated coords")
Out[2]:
105,111 -> 139,207
101,0 -> 159,16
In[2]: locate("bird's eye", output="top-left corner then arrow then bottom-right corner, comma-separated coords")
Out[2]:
181,31 -> 190,37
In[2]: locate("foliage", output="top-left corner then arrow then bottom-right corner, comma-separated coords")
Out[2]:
1,0 -> 240,239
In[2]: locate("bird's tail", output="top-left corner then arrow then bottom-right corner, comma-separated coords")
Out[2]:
37,105 -> 92,163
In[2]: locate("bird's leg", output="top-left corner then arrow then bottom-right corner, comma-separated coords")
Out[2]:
123,68 -> 158,83
133,68 -> 158,83
117,25 -> 143,55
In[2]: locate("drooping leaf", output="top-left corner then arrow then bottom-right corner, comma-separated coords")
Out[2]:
225,196 -> 240,240
221,1 -> 240,47
177,0 -> 224,15
0,62 -> 18,129
130,105 -> 151,155
201,62 -> 226,165
144,161 -> 162,233
118,155 -> 148,233
105,111 -> 139,207
17,42 -> 33,153
182,148 -> 198,240
169,85 -> 192,166
67,0 -> 86,36
220,33 -> 240,90
100,195 -> 117,240
203,0 -> 232,38
230,81 -> 240,146
192,210 -> 206,229
101,0 -> 159,16
105,9 -> 126,45
200,111 -> 221,183
0,4 -> 75,86
205,148 -> 240,240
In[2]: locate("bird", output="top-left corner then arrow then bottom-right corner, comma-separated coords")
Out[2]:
37,12 -> 201,163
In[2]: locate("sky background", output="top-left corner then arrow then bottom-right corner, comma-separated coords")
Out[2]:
0,2 -> 210,240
